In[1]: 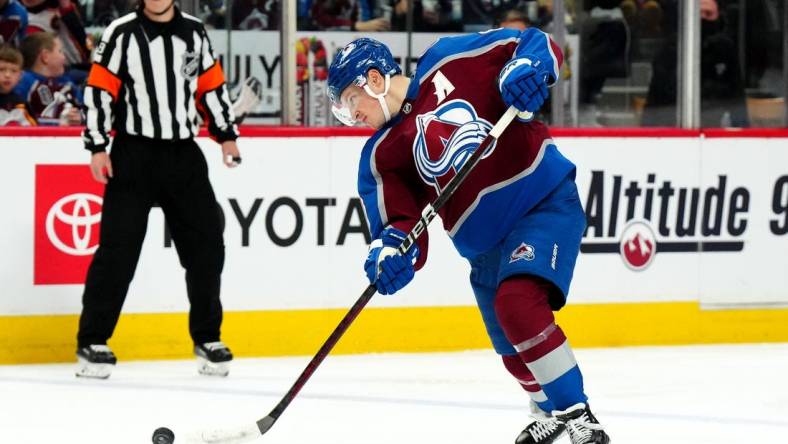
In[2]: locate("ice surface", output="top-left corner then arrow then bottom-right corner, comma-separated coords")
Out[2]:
1,344 -> 787,443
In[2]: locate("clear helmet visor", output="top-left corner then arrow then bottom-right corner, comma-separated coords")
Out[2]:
330,76 -> 365,127
331,104 -> 359,127
331,99 -> 360,127
330,74 -> 392,127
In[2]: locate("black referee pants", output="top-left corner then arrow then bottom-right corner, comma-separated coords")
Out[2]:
77,134 -> 226,348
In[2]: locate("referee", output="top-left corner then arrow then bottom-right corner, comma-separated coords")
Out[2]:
76,0 -> 240,379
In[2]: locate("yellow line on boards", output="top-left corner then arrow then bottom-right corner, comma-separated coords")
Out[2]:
2,302 -> 788,364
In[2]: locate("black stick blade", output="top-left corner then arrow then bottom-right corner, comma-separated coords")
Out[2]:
256,415 -> 276,435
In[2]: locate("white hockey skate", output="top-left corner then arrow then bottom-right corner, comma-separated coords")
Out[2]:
195,341 -> 233,377
75,345 -> 117,379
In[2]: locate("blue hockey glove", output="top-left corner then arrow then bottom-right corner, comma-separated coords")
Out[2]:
364,227 -> 419,295
498,57 -> 550,116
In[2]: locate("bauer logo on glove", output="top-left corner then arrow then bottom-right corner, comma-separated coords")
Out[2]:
498,56 -> 551,119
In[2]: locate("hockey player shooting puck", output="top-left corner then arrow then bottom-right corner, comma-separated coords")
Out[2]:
152,427 -> 175,444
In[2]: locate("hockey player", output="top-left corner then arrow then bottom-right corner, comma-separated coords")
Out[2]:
327,34 -> 610,444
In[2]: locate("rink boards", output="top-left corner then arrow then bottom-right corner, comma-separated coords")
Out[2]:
1,128 -> 787,363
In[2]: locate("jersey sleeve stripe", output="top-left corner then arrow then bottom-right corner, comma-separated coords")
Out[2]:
371,133 -> 389,230
358,129 -> 392,238
418,35 -> 520,86
14,103 -> 36,125
542,31 -> 562,85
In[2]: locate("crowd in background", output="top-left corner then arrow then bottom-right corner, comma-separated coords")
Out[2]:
0,0 -> 784,127
0,0 -> 89,126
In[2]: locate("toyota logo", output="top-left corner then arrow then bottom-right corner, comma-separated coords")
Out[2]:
45,193 -> 103,256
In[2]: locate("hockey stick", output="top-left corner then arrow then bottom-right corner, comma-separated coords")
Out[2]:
179,106 -> 522,444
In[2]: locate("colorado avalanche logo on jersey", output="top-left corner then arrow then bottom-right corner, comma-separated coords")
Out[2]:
413,100 -> 496,193
509,243 -> 535,263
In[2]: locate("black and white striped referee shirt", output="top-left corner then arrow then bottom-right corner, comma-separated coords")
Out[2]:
82,6 -> 238,152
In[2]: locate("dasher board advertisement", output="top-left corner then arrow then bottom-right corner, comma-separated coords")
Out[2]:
1,134 -> 786,317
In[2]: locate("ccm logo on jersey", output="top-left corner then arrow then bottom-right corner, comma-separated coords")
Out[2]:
413,99 -> 496,193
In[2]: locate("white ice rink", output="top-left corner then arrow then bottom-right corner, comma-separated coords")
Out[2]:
2,343 -> 787,444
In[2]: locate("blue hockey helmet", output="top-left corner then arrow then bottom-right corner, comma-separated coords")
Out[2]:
327,38 -> 402,106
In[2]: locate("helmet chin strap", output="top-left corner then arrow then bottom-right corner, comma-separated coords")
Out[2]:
362,74 -> 392,123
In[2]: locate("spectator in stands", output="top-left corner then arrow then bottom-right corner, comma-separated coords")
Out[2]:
496,7 -> 530,30
297,0 -> 312,29
77,0 -> 132,27
383,0 -> 462,32
20,0 -> 89,74
577,0 -> 629,106
15,32 -> 81,125
464,0 -> 530,31
619,0 -> 662,38
232,0 -> 278,30
200,0 -> 227,29
309,0 -> 390,31
1,0 -> 28,45
723,0 -> 782,98
642,0 -> 748,127
531,0 -> 576,32
0,44 -> 34,124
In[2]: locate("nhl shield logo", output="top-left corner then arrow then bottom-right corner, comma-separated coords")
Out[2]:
181,51 -> 200,80
412,99 -> 496,193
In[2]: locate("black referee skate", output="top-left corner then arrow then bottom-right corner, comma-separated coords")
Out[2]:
75,345 -> 117,379
515,401 -> 566,444
194,341 -> 233,377
554,403 -> 610,444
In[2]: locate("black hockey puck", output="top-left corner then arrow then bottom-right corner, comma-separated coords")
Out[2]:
152,427 -> 175,444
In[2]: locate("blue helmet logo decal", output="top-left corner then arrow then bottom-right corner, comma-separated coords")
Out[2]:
337,42 -> 357,63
